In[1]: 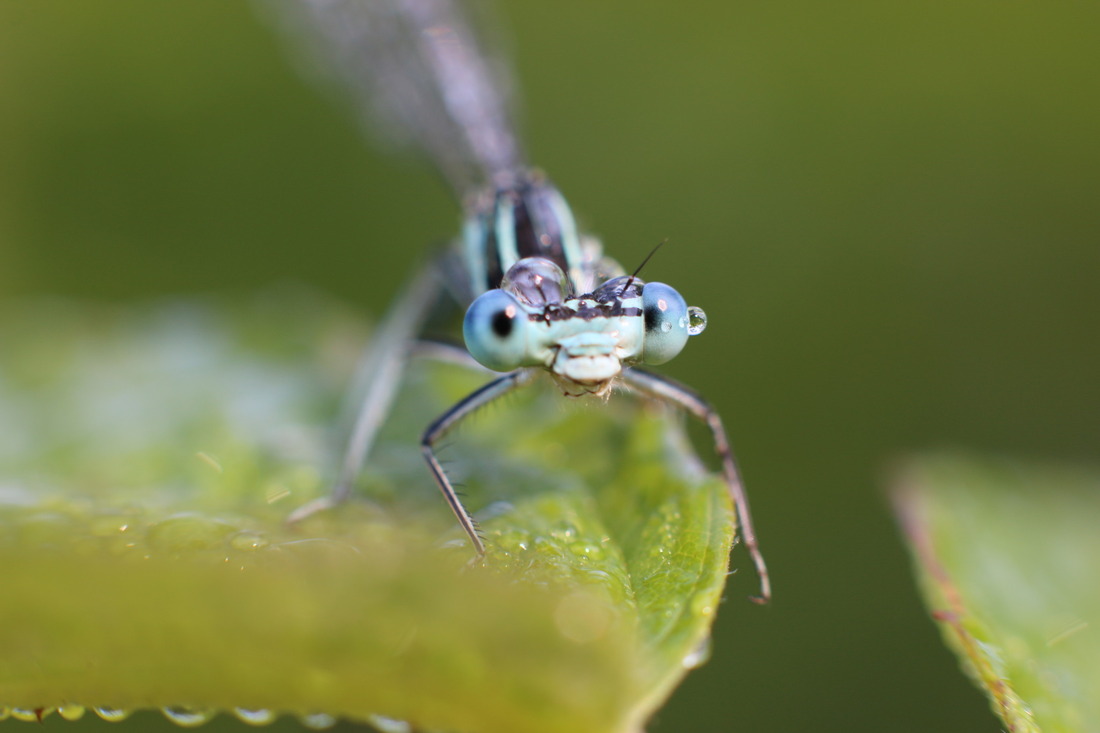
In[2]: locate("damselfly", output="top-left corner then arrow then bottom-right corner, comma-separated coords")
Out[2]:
281,0 -> 770,603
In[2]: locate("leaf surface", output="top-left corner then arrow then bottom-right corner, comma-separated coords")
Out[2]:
0,294 -> 741,733
895,456 -> 1100,733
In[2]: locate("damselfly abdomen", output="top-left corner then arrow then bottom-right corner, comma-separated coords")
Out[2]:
281,0 -> 770,603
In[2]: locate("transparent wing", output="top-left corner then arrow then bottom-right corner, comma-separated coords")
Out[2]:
265,0 -> 525,195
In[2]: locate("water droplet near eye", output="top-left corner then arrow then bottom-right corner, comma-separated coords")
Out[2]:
161,706 -> 214,727
11,708 -> 50,722
687,306 -> 707,335
58,704 -> 86,721
94,706 -> 132,722
233,708 -> 276,725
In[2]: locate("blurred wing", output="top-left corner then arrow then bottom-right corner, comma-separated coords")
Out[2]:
265,0 -> 525,195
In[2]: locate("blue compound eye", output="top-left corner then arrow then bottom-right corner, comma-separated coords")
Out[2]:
464,290 -> 532,372
641,282 -> 691,365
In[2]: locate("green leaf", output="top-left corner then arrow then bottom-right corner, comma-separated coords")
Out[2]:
893,455 -> 1100,733
0,293 -> 740,733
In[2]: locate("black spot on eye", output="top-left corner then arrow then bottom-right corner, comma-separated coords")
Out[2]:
492,309 -> 514,338
644,304 -> 660,333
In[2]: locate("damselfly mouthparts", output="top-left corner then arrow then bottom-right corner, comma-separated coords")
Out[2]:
281,0 -> 770,603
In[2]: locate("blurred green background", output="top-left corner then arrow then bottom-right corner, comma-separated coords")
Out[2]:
1,0 -> 1098,731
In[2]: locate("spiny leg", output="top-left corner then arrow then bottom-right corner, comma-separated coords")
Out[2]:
288,261 -> 445,523
422,369 -> 536,553
621,368 -> 771,605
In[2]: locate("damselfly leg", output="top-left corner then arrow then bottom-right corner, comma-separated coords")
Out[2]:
621,369 -> 771,604
287,262 -> 445,524
420,367 -> 537,554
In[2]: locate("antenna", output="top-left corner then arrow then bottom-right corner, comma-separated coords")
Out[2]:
619,238 -> 668,296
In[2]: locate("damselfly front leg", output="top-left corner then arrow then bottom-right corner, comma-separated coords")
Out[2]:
621,369 -> 771,604
420,367 -> 537,554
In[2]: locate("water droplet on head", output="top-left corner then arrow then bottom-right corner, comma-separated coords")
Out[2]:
233,708 -> 276,726
501,257 -> 571,305
161,706 -> 214,727
58,704 -> 86,721
686,306 -> 707,336
94,706 -> 132,722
